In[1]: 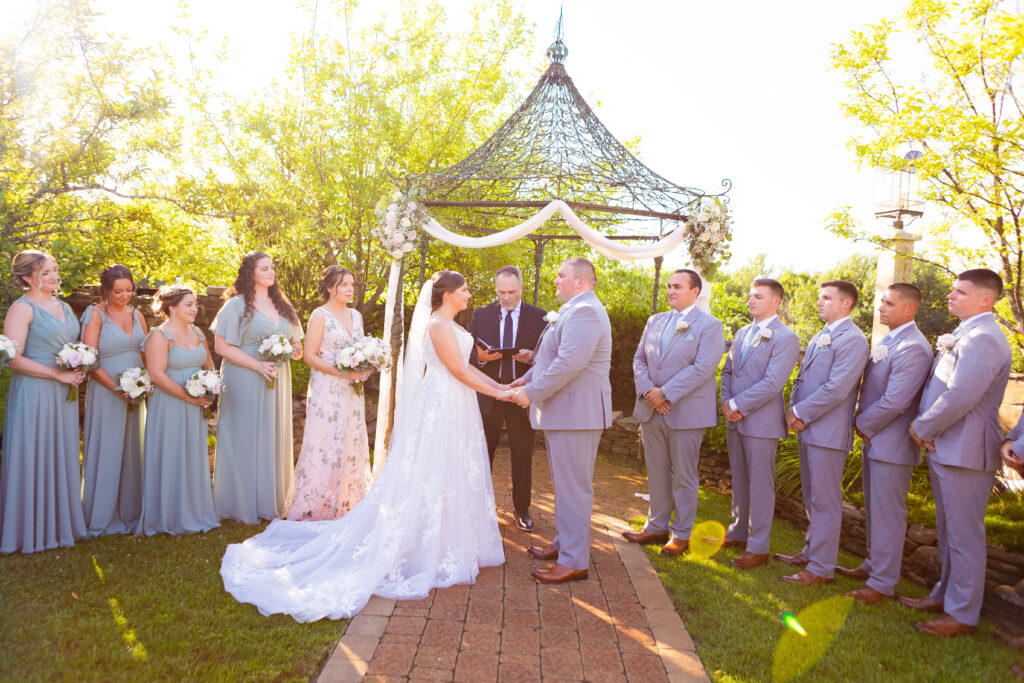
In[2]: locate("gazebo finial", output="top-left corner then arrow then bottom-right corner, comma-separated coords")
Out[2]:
546,6 -> 568,64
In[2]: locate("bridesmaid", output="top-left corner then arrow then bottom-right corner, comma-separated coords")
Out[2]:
0,250 -> 86,553
81,265 -> 148,536
286,266 -> 371,521
211,251 -> 303,524
136,285 -> 218,536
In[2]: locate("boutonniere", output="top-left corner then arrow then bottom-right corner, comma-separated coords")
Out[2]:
936,333 -> 955,353
816,333 -> 832,349
751,327 -> 773,347
675,318 -> 690,335
544,311 -> 560,324
870,344 -> 889,364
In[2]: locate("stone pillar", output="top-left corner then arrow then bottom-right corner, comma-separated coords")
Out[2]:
871,221 -> 922,345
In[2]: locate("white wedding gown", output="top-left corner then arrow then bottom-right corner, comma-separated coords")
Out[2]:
220,320 -> 504,622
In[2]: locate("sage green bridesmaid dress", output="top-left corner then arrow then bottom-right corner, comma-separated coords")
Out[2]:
135,325 -> 218,536
0,296 -> 87,553
80,305 -> 146,536
210,295 -> 301,524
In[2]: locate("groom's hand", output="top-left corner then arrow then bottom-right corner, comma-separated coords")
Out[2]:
509,377 -> 527,388
512,387 -> 532,407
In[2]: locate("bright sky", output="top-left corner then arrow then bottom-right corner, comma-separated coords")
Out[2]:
4,0 -> 940,275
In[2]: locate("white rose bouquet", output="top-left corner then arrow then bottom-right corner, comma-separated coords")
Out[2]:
0,335 -> 18,367
55,341 -> 98,401
117,366 -> 154,412
372,187 -> 428,261
683,198 -> 733,273
335,335 -> 391,396
258,334 -> 294,389
185,369 -> 224,419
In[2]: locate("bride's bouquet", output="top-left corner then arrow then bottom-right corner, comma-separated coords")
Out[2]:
0,335 -> 18,367
56,341 -> 98,401
117,366 -> 154,412
185,369 -> 224,419
335,335 -> 391,396
258,334 -> 294,389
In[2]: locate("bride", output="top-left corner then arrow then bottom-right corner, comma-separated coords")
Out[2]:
220,271 -> 508,621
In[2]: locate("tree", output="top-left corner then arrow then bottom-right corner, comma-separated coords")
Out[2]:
830,0 -> 1024,335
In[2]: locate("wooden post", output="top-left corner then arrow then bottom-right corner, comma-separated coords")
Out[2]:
532,238 -> 546,306
870,220 -> 921,345
383,260 -> 408,454
651,255 -> 664,315
418,235 -> 430,288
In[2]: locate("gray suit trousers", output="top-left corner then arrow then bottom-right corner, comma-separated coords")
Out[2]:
798,441 -> 847,578
725,431 -> 777,555
928,459 -> 995,625
641,414 -> 704,540
861,455 -> 912,595
543,429 -> 601,571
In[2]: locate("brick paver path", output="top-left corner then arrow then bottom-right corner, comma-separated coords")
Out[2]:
318,447 -> 709,682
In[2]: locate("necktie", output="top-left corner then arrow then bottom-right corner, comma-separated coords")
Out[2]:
500,310 -> 513,381
879,332 -> 892,347
739,325 -> 758,363
661,311 -> 681,353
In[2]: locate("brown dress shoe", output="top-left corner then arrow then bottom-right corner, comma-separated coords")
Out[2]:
898,595 -> 944,613
845,585 -> 891,605
994,629 -> 1024,650
730,552 -> 769,569
721,539 -> 746,549
914,613 -> 976,637
773,552 -> 809,567
660,538 -> 689,556
780,570 -> 834,586
531,563 -> 588,584
835,565 -> 869,581
622,529 -> 670,545
527,543 -> 558,561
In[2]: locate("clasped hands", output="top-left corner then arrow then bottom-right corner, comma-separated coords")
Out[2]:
785,408 -> 806,432
721,401 -> 744,423
1000,440 -> 1024,475
498,377 -> 531,407
908,423 -> 935,452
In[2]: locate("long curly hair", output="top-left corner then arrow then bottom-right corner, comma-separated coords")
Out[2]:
225,251 -> 299,325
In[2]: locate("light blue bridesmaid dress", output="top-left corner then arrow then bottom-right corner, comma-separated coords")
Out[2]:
80,305 -> 146,536
0,295 -> 87,553
210,295 -> 300,524
135,325 -> 218,536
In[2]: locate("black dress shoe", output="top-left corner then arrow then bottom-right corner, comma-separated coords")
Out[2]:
514,510 -> 534,531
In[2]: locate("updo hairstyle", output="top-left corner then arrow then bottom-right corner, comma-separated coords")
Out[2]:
318,265 -> 353,303
99,264 -> 135,300
152,285 -> 195,318
11,250 -> 53,290
430,271 -> 466,311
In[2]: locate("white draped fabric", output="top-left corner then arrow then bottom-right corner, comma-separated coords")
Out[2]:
372,199 -> 711,465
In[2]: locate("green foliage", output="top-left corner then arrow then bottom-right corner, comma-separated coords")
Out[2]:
290,359 -> 310,400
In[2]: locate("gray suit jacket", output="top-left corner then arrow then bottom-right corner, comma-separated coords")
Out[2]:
790,318 -> 870,451
523,290 -> 613,430
914,314 -> 1011,472
720,317 -> 800,440
855,322 -> 932,466
633,308 -> 725,429
1006,413 -> 1024,459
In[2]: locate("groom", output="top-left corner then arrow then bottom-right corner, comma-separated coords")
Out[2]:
508,257 -> 612,584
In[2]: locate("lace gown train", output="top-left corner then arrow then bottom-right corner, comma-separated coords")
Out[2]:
220,321 -> 504,621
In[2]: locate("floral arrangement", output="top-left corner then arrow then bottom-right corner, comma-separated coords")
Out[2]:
816,333 -> 833,349
0,335 -> 18,367
752,327 -> 773,347
543,311 -> 560,324
117,367 -> 154,412
684,198 -> 732,274
258,334 -> 294,389
870,344 -> 889,364
373,187 -> 429,260
185,369 -> 224,419
936,333 -> 956,353
675,319 -> 691,335
56,341 -> 98,401
336,335 -> 391,396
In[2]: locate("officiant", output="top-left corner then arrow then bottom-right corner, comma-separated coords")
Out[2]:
469,265 -> 547,531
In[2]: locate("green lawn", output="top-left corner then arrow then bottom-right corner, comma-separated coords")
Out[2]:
0,521 -> 345,681
638,489 -> 1021,683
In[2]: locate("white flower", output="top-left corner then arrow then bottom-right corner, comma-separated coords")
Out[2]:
407,201 -> 416,210
675,319 -> 690,335
871,344 -> 889,363
185,378 -> 204,397
400,217 -> 412,229
391,249 -> 404,259
392,191 -> 402,200
709,221 -> 721,233
544,311 -> 560,324
402,243 -> 414,253
816,333 -> 833,348
752,326 -> 773,347
699,231 -> 711,242
936,333 -> 956,353
406,230 -> 417,241
386,215 -> 397,230
270,343 -> 285,356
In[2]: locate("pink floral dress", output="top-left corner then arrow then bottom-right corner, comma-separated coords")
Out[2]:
286,307 -> 370,520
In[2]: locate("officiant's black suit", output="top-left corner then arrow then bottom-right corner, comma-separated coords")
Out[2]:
469,300 -> 547,516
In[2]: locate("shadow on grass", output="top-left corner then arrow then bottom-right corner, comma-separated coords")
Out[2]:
0,521 -> 346,681
635,489 -> 1020,682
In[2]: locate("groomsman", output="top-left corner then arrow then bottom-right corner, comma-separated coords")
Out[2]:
720,278 -> 799,569
469,266 -> 547,531
838,283 -> 932,604
904,268 -> 1011,636
623,269 -> 726,556
509,257 -> 612,583
778,280 -> 869,585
